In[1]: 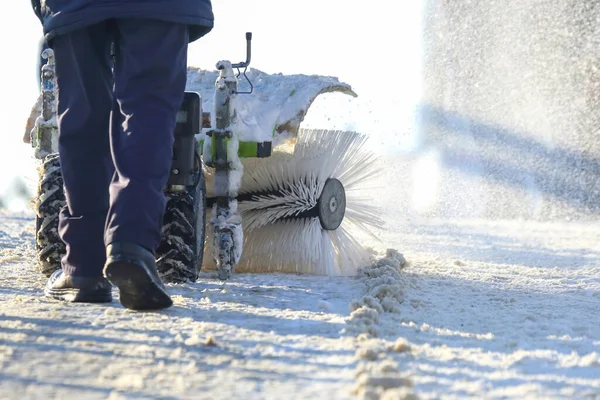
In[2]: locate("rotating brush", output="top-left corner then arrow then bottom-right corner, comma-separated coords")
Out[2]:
204,128 -> 382,276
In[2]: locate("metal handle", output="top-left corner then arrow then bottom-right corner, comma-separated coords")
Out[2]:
232,32 -> 254,94
232,32 -> 252,69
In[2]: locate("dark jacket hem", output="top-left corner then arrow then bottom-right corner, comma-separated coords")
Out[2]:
43,6 -> 213,42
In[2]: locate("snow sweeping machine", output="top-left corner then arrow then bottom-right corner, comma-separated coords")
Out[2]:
25,33 -> 381,283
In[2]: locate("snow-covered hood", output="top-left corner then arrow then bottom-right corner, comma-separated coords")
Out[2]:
185,67 -> 357,143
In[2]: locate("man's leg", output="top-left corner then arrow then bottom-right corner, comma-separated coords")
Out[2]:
105,19 -> 188,253
102,19 -> 188,310
52,22 -> 114,278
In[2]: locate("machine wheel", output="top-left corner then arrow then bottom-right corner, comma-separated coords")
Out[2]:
35,153 -> 66,277
156,149 -> 206,283
33,151 -> 207,284
32,42 -> 207,283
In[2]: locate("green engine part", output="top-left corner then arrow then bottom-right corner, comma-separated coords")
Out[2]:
198,138 -> 272,159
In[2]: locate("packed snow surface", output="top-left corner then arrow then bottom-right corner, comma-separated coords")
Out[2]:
1,206 -> 599,399
0,211 -> 362,399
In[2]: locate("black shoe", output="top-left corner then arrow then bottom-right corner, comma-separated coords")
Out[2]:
44,269 -> 112,303
103,242 -> 173,311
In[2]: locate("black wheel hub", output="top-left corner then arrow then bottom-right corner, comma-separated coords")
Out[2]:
317,178 -> 346,231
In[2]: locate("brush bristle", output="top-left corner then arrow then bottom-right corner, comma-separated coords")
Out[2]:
203,128 -> 382,276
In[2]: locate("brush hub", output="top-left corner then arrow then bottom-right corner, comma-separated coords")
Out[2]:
318,178 -> 346,231
329,197 -> 338,212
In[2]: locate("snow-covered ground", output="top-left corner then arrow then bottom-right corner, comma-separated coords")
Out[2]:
1,204 -> 599,399
0,211 -> 364,399
359,218 -> 600,399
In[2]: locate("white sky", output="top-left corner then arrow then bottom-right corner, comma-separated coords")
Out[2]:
0,1 -> 423,208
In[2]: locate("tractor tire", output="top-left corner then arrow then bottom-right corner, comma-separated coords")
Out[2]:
35,153 -> 66,277
156,151 -> 206,283
33,150 -> 206,283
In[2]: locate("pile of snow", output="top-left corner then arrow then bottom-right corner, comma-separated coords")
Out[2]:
343,249 -> 418,400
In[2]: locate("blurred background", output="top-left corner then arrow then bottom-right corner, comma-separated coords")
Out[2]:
419,0 -> 600,220
1,0 -> 599,222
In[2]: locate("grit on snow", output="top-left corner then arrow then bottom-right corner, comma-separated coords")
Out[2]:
1,207 -> 599,399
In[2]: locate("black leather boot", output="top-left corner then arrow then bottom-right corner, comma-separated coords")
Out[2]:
44,270 -> 112,303
103,242 -> 173,310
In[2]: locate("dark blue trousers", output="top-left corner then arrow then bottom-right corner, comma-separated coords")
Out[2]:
53,19 -> 188,277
